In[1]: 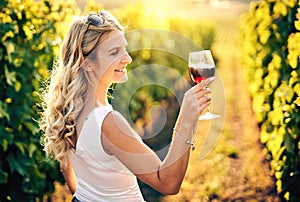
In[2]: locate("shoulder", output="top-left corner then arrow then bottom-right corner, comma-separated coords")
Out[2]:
102,110 -> 144,153
102,110 -> 133,137
103,110 -> 128,128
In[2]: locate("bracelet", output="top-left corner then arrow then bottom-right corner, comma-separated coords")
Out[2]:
173,128 -> 195,150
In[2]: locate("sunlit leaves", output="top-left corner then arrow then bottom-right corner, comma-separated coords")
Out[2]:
0,101 -> 10,121
274,1 -> 288,16
83,0 -> 104,13
294,97 -> 300,106
287,33 -> 300,68
276,83 -> 294,103
0,0 -> 77,201
239,0 -> 300,200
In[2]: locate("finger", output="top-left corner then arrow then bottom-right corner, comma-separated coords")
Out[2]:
201,76 -> 215,87
186,86 -> 211,102
195,88 -> 211,100
198,100 -> 211,113
197,95 -> 211,113
204,76 -> 215,86
192,77 -> 215,92
185,87 -> 210,103
198,95 -> 211,105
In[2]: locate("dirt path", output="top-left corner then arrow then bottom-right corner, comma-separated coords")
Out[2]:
218,50 -> 280,201
212,5 -> 281,200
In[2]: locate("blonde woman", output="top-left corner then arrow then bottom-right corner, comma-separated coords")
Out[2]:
40,10 -> 214,201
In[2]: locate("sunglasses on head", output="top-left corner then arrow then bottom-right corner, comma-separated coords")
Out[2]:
86,12 -> 105,27
82,12 -> 105,56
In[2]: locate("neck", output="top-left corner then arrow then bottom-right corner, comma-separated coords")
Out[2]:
93,80 -> 112,107
84,71 -> 112,108
95,86 -> 109,106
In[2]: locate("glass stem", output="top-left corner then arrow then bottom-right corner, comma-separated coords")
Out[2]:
207,105 -> 211,113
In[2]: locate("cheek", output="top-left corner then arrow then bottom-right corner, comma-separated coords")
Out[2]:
95,57 -> 115,77
97,62 -> 119,81
100,55 -> 120,69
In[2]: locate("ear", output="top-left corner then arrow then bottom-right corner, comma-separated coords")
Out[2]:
81,58 -> 95,72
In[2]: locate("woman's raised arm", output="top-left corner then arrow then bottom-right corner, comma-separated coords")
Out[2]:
102,78 -> 214,195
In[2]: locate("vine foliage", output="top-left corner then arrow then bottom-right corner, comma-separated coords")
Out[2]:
240,0 -> 300,201
0,0 -> 75,201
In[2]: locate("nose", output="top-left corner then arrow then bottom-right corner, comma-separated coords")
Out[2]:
122,51 -> 132,65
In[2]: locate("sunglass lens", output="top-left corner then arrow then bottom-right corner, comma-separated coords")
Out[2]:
87,14 -> 104,26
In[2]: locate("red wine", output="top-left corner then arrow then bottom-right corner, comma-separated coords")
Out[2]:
189,66 -> 215,83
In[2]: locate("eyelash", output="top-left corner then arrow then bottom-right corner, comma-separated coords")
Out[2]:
111,49 -> 119,56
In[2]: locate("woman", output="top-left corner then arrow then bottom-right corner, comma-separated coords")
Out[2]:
40,10 -> 213,201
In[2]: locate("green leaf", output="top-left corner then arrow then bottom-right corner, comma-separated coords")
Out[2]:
294,96 -> 300,106
4,41 -> 15,56
284,133 -> 294,154
0,48 -> 3,61
260,127 -> 270,143
15,142 -> 25,154
1,139 -> 8,151
275,83 -> 294,103
275,146 -> 286,162
7,153 -> 26,176
14,81 -> 21,92
0,170 -> 8,183
0,101 -> 10,121
294,83 -> 300,96
28,143 -> 37,158
4,66 -> 17,86
295,20 -> 300,31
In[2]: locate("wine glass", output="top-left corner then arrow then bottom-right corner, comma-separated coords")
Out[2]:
188,50 -> 220,120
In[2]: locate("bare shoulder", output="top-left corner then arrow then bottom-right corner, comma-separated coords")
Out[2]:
102,110 -> 132,134
102,110 -> 140,151
102,110 -> 151,155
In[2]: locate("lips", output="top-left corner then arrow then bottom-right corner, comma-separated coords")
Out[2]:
114,68 -> 127,73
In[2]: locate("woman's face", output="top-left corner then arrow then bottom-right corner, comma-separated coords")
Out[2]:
88,30 -> 132,86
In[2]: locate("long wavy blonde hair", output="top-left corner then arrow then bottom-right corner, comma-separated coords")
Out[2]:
40,11 -> 123,166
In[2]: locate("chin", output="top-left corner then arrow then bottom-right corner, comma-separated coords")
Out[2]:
116,75 -> 128,83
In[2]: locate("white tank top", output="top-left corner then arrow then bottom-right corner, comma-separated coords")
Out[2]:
69,106 -> 145,202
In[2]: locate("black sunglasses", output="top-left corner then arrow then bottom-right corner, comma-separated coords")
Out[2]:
86,13 -> 105,27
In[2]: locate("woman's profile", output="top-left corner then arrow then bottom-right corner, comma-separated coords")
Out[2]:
40,10 -> 214,201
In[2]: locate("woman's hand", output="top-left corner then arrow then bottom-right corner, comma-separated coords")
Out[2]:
179,77 -> 215,126
60,158 -> 76,195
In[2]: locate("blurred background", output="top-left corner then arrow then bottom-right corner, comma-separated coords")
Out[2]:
0,0 -> 299,201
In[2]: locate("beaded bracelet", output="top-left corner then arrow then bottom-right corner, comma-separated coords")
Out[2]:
173,128 -> 195,150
